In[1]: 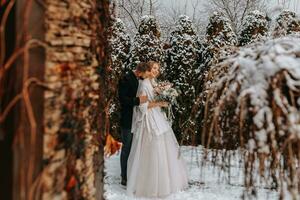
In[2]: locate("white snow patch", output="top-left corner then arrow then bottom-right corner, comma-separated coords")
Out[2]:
104,146 -> 283,200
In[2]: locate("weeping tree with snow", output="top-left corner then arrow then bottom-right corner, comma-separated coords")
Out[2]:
107,18 -> 131,139
201,36 -> 300,199
239,10 -> 269,46
273,10 -> 300,38
164,15 -> 202,143
127,15 -> 164,71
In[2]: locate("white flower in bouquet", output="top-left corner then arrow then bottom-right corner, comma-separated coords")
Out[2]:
153,81 -> 179,122
159,87 -> 179,103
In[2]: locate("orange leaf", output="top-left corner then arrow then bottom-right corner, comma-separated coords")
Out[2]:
104,134 -> 122,157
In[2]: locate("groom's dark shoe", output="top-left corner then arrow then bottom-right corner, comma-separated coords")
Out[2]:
121,178 -> 127,187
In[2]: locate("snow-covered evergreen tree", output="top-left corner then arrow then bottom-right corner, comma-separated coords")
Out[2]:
108,18 -> 131,79
202,12 -> 237,67
273,10 -> 300,37
191,12 -> 237,145
107,18 -> 131,139
127,15 -> 164,71
239,10 -> 269,46
164,15 -> 202,140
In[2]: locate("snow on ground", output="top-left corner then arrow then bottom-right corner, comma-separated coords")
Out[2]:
104,146 -> 285,200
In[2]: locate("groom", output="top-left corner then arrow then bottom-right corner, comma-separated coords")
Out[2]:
118,62 -> 149,186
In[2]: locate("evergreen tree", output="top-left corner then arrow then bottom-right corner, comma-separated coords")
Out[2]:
165,15 -> 202,141
273,10 -> 300,37
239,10 -> 269,46
108,18 -> 131,79
107,18 -> 131,139
193,12 -> 237,145
127,15 -> 164,71
202,12 -> 237,67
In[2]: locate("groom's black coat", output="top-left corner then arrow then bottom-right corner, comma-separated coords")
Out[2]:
118,70 -> 140,130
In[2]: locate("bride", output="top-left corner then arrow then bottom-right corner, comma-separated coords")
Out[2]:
127,61 -> 188,198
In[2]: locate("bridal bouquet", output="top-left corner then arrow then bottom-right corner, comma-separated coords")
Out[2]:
153,81 -> 179,122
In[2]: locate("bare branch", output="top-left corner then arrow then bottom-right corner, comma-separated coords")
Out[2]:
149,0 -> 152,15
118,2 -> 138,29
205,0 -> 265,34
0,0 -> 16,68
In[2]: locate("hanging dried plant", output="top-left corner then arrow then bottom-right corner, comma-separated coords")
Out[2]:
201,36 -> 300,199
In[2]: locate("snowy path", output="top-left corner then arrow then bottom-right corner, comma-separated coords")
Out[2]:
104,146 -> 281,200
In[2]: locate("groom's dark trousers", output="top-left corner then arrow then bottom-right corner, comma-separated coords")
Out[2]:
118,70 -> 140,182
120,129 -> 133,181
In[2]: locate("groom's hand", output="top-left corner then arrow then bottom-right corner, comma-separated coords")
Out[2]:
139,95 -> 148,103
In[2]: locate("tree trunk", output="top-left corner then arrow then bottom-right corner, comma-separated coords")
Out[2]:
0,0 -> 110,199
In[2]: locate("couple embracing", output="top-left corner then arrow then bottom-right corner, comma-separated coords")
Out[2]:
118,61 -> 188,199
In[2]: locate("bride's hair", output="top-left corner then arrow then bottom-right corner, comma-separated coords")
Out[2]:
146,61 -> 160,85
147,61 -> 159,70
136,62 -> 151,72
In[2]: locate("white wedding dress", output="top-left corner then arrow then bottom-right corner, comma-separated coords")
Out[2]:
127,78 -> 188,198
